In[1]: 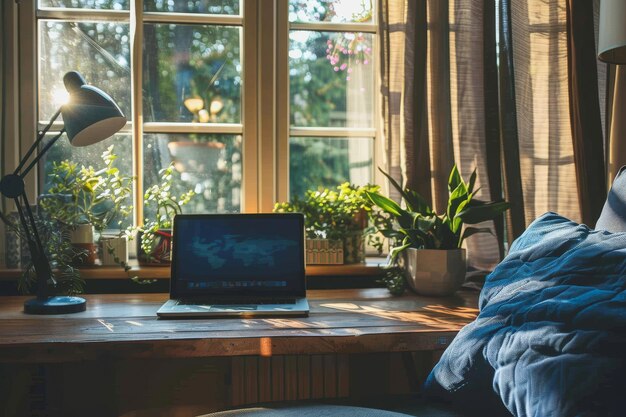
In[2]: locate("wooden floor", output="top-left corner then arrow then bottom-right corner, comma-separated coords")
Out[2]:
0,289 -> 479,417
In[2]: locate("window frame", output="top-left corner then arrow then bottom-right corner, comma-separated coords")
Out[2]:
279,2 -> 383,201
8,0 -> 383,229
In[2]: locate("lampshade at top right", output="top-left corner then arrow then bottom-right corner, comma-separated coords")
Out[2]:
598,0 -> 626,64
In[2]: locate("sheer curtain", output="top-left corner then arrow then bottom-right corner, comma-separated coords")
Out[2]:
380,0 -> 500,270
379,0 -> 608,273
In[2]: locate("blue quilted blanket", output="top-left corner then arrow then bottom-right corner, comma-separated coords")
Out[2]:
424,213 -> 626,417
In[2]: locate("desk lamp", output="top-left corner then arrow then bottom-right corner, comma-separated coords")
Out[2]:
0,71 -> 126,314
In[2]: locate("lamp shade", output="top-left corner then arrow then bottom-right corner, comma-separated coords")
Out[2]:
598,0 -> 626,64
61,71 -> 126,146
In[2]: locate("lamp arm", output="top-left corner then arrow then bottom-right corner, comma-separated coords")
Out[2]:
14,192 -> 54,299
20,129 -> 66,179
14,107 -> 62,176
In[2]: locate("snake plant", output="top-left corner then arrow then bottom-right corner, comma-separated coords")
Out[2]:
366,165 -> 510,260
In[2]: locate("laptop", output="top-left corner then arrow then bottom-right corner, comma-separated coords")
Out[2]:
157,213 -> 309,318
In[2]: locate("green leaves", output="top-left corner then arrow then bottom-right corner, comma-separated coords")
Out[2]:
274,183 -> 381,241
40,145 -> 134,232
378,168 -> 431,215
456,200 -> 510,224
367,164 -> 510,255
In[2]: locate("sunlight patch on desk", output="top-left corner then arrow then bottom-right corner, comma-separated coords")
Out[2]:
260,337 -> 272,356
423,305 -> 479,319
262,318 -> 317,329
319,302 -> 361,310
125,320 -> 144,327
97,319 -> 115,332
320,303 -> 469,329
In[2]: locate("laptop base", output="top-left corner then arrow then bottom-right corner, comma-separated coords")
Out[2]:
157,298 -> 309,318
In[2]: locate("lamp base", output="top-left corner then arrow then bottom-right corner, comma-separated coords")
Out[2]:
24,296 -> 87,315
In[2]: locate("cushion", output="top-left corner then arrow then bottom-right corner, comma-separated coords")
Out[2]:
595,165 -> 626,232
424,212 -> 626,417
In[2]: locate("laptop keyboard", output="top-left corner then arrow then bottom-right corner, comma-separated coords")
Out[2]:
178,298 -> 297,306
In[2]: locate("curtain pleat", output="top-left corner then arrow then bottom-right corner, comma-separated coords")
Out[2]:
510,0 -> 581,226
566,0 -> 606,227
427,1 -> 455,214
379,0 -> 432,204
497,0 -> 527,242
483,0 -> 505,259
448,0 -> 500,269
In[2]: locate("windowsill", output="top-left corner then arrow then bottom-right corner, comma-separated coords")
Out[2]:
0,257 -> 388,281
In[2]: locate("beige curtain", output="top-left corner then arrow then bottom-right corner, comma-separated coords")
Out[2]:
380,0 -> 500,271
511,0 -> 581,225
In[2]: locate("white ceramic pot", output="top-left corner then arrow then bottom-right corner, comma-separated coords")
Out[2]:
402,248 -> 467,296
68,223 -> 94,244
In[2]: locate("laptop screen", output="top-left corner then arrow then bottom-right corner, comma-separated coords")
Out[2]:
171,214 -> 305,298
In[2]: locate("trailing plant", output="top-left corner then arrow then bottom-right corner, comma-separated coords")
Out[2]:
132,164 -> 195,262
366,165 -> 510,261
274,182 -> 387,251
380,267 -> 406,296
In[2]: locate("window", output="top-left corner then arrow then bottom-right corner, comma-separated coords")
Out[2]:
13,0 -> 378,232
36,0 -> 244,230
287,0 -> 377,198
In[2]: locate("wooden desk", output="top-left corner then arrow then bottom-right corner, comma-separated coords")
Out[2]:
0,289 -> 478,417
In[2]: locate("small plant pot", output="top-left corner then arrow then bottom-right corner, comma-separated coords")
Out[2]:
137,229 -> 172,266
402,248 -> 466,296
100,235 -> 129,266
68,223 -> 97,266
343,231 -> 365,264
306,239 -> 344,264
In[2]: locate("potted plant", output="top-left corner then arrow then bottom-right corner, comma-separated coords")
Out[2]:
133,164 -> 195,266
274,183 -> 383,264
39,146 -> 134,266
366,165 -> 509,296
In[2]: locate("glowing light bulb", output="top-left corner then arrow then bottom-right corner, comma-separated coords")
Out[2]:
53,88 -> 70,106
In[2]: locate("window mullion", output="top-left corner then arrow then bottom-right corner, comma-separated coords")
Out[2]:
131,0 -> 144,227
276,0 -> 289,204
142,11 -> 242,25
37,8 -> 130,21
289,21 -> 377,34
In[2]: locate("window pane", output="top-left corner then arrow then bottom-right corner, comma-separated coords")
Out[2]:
144,0 -> 240,14
289,137 -> 373,198
39,0 -> 128,10
290,31 -> 373,128
143,24 -> 241,123
289,0 -> 372,23
39,21 -> 131,123
143,134 -> 242,218
41,133 -> 133,230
